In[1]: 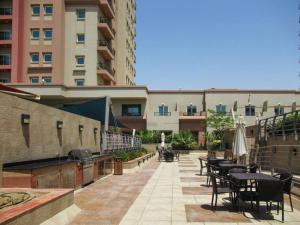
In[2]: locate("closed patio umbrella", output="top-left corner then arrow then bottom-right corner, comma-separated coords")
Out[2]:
233,116 -> 247,164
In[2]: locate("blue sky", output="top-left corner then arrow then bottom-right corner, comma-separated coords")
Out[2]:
135,0 -> 299,90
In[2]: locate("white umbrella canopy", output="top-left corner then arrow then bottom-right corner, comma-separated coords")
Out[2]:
233,117 -> 247,163
161,132 -> 165,148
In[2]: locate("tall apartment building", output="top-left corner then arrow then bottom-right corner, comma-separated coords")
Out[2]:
0,0 -> 136,86
115,0 -> 136,86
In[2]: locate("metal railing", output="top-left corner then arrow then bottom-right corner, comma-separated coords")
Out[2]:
154,112 -> 171,116
250,145 -> 300,175
99,17 -> 113,31
180,111 -> 207,116
97,62 -> 113,75
258,110 -> 300,141
0,8 -> 12,15
98,40 -> 113,54
101,131 -> 142,152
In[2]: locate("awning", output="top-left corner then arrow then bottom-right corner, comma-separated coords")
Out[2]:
60,97 -> 128,129
0,84 -> 40,100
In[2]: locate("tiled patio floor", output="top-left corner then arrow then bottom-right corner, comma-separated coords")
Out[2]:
120,153 -> 300,225
69,159 -> 160,225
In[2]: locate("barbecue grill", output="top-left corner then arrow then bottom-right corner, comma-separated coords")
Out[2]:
68,149 -> 94,185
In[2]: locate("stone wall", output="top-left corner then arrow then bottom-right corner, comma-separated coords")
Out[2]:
0,92 -> 101,164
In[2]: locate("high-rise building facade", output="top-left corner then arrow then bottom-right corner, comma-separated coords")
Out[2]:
0,0 -> 136,86
115,0 -> 136,86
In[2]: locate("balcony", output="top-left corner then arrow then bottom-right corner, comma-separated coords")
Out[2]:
0,56 -> 11,71
0,32 -> 12,45
154,112 -> 171,116
179,112 -> 207,120
99,0 -> 114,19
97,62 -> 115,83
98,40 -> 114,60
98,17 -> 114,39
0,8 -> 12,21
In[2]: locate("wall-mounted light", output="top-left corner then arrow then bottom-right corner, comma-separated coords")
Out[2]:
57,121 -> 63,129
79,125 -> 84,132
94,128 -> 98,134
21,114 -> 30,124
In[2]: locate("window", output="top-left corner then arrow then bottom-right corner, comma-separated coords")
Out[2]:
31,29 -> 40,40
31,5 -> 40,16
75,79 -> 85,86
0,31 -> 11,40
43,53 -> 52,64
158,105 -> 170,116
30,53 -> 39,64
122,104 -> 141,116
42,76 -> 52,84
76,9 -> 85,20
0,78 -> 9,83
76,56 -> 85,66
30,77 -> 39,84
274,106 -> 284,116
187,105 -> 197,116
245,105 -> 255,116
44,29 -> 52,40
0,54 -> 10,65
77,34 -> 85,43
216,104 -> 226,114
44,5 -> 53,16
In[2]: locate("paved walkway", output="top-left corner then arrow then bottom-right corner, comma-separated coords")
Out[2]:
69,159 -> 160,225
120,153 -> 300,225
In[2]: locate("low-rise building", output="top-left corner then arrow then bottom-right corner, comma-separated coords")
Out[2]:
10,85 -> 300,145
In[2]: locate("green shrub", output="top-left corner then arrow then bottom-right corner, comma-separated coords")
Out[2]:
137,130 -> 172,144
171,131 -> 197,150
112,148 -> 148,162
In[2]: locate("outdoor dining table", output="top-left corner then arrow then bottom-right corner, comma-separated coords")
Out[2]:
218,163 -> 246,175
207,158 -> 228,166
230,172 -> 278,182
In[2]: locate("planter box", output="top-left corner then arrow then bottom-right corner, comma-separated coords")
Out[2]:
121,153 -> 156,173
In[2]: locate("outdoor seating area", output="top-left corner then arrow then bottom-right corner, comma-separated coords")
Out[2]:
201,153 -> 294,223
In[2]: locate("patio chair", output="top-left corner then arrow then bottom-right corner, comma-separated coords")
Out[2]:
199,158 -> 207,175
247,164 -> 258,173
273,172 -> 293,212
224,150 -> 233,160
256,179 -> 285,222
210,173 -> 234,209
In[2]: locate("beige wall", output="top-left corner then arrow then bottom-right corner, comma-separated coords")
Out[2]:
64,4 -> 99,86
0,92 -> 101,165
147,92 -> 205,132
206,91 -> 300,126
22,0 -> 65,84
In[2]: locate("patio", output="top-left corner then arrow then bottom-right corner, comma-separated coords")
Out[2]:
119,153 -> 300,225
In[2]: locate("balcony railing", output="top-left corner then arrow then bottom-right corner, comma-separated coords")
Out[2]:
0,32 -> 11,40
258,109 -> 300,141
107,0 -> 114,12
98,40 -> 113,54
180,112 -> 206,116
99,17 -> 113,30
154,112 -> 171,116
0,8 -> 12,16
97,62 -> 113,75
